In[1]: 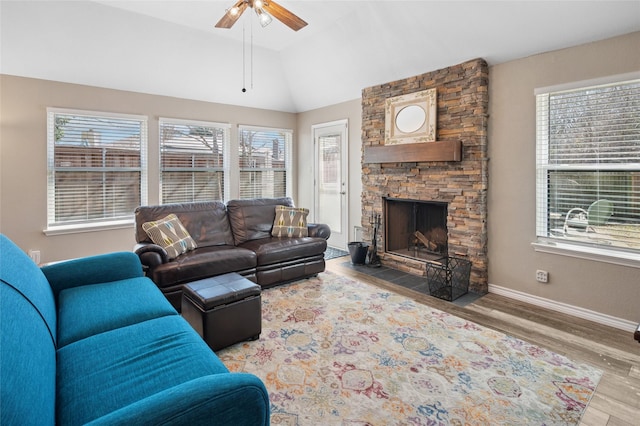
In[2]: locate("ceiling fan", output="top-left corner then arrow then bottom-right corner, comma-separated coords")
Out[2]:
215,0 -> 308,31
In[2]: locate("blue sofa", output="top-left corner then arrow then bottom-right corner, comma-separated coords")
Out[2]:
0,234 -> 269,425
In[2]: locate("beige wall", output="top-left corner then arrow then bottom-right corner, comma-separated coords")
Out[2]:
296,99 -> 363,248
0,76 -> 296,262
488,32 -> 640,324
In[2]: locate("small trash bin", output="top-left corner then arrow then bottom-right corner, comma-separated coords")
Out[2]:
348,242 -> 369,265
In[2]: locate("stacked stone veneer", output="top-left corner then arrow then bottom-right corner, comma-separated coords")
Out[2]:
361,58 -> 489,293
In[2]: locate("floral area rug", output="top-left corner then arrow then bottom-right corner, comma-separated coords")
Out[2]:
217,271 -> 602,425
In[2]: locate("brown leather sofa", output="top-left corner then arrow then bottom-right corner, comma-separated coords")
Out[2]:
134,197 -> 330,311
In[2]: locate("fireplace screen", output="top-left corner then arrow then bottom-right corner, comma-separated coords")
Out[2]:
384,198 -> 447,261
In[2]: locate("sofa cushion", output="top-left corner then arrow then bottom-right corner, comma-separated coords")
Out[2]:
272,206 -> 309,238
148,245 -> 257,289
239,237 -> 327,266
57,277 -> 178,348
227,197 -> 294,244
88,373 -> 270,426
135,201 -> 235,247
143,214 -> 198,260
56,316 -> 229,426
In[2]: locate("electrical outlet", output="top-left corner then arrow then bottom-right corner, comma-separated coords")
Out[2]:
536,269 -> 548,283
28,250 -> 41,265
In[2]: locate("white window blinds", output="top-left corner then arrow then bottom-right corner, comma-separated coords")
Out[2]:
160,119 -> 229,204
238,126 -> 292,199
535,79 -> 640,253
47,109 -> 147,230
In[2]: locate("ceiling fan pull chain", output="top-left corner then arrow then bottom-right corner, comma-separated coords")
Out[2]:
251,12 -> 254,90
242,20 -> 246,93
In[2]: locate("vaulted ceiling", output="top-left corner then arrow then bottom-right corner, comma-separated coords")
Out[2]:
2,1 -> 639,112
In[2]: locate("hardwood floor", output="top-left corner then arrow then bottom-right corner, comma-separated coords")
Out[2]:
326,258 -> 640,426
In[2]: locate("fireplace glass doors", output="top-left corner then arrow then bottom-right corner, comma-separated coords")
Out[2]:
384,198 -> 447,261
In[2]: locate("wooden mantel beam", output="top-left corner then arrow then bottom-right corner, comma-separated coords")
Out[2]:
364,140 -> 462,164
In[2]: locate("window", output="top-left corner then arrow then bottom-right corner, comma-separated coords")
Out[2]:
238,126 -> 292,199
535,77 -> 640,259
46,108 -> 147,233
160,118 -> 229,203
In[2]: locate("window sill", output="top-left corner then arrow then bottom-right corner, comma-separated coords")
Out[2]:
44,220 -> 134,236
532,239 -> 639,269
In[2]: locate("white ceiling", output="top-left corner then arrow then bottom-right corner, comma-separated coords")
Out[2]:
2,1 -> 639,112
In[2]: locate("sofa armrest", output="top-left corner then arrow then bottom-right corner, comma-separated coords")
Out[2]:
308,223 -> 331,240
41,252 -> 144,297
86,374 -> 269,426
134,243 -> 169,271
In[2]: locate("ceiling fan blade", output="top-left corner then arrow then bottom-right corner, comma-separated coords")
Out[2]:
263,0 -> 308,31
215,1 -> 248,29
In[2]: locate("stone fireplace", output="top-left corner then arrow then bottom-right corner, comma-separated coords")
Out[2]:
361,58 -> 489,293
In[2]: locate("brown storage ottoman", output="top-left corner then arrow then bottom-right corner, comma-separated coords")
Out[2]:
181,273 -> 262,351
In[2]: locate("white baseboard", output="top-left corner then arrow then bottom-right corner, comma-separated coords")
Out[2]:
488,284 -> 637,333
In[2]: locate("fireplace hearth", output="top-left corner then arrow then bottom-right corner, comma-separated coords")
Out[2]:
384,198 -> 447,262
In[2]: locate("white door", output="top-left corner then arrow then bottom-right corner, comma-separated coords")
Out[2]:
313,120 -> 348,250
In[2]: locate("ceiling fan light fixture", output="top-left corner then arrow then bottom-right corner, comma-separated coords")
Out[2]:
226,0 -> 245,17
254,7 -> 273,27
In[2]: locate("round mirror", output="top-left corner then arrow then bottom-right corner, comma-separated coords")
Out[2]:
395,105 -> 426,134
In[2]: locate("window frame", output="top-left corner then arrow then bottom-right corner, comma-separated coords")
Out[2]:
159,117 -> 230,204
237,125 -> 293,200
533,73 -> 640,268
45,108 -> 148,235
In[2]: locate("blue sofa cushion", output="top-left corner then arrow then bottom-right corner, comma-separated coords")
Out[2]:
56,316 -> 230,425
57,277 -> 178,347
86,375 -> 270,426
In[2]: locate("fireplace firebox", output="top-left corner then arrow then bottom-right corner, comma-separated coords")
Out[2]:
384,198 -> 447,261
